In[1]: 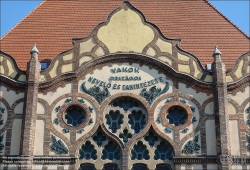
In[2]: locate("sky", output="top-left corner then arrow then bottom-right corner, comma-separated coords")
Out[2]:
0,0 -> 249,38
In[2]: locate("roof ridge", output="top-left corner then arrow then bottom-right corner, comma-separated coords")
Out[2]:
1,1 -> 45,39
205,0 -> 249,39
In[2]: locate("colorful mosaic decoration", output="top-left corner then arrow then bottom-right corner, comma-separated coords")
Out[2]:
0,134 -> 4,153
164,127 -> 172,133
101,141 -> 121,160
144,132 -> 158,147
79,141 -> 97,160
105,110 -> 123,133
154,142 -> 173,160
53,118 -> 60,125
77,129 -> 84,134
131,141 -> 149,160
246,107 -> 250,114
140,82 -> 169,105
78,98 -> 85,103
62,128 -> 70,133
179,98 -> 187,103
88,106 -> 93,113
180,128 -> 189,134
112,98 -> 138,111
0,120 -> 3,125
93,132 -> 106,146
182,134 -> 201,154
64,98 -> 72,103
82,82 -> 110,104
50,135 -> 68,154
155,116 -> 162,124
190,106 -> 195,113
119,129 -> 132,143
55,106 -> 61,112
128,110 -> 146,133
165,98 -> 172,103
0,107 -> 5,113
192,117 -> 197,123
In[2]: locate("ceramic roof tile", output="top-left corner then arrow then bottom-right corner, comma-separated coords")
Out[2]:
1,0 -> 249,70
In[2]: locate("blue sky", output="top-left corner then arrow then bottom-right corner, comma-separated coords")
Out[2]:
1,1 -> 249,38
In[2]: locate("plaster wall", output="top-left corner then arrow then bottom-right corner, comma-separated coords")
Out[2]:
14,102 -> 24,114
205,120 -> 217,155
229,120 -> 240,155
229,86 -> 249,106
33,120 -> 45,155
10,119 -> 22,155
38,83 -> 73,105
0,86 -> 24,107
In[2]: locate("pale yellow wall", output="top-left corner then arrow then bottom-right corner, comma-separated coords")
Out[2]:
146,47 -> 156,57
229,120 -> 240,155
178,64 -> 190,74
62,63 -> 73,73
17,74 -> 26,82
63,53 -> 73,61
226,75 -> 233,83
79,56 -> 92,66
6,59 -> 17,78
178,53 -> 189,61
204,75 -> 213,82
228,103 -> 237,115
14,102 -> 24,114
158,56 -> 172,66
95,46 -> 105,57
38,83 -> 72,105
0,65 -> 4,74
205,120 -> 217,155
230,86 -> 249,106
10,119 -> 22,155
97,8 -> 154,53
34,120 -> 45,155
235,59 -> 244,79
49,60 -> 59,78
1,86 -> 24,107
80,38 -> 96,54
192,61 -> 202,79
156,38 -> 172,54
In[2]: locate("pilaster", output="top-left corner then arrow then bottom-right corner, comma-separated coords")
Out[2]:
211,47 -> 231,170
20,44 -> 40,169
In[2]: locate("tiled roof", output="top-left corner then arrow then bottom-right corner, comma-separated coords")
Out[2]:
1,0 -> 249,70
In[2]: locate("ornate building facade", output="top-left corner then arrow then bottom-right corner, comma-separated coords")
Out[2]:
0,1 -> 250,170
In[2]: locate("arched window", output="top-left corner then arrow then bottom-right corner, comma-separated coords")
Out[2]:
132,164 -> 148,170
155,164 -> 172,170
102,163 -> 120,170
79,163 -> 96,170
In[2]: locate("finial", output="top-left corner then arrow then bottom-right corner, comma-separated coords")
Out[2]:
212,46 -> 221,56
30,43 -> 39,54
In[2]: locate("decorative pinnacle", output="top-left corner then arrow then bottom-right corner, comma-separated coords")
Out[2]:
212,46 -> 221,56
30,44 -> 39,54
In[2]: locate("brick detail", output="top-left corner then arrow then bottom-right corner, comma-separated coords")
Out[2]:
20,51 -> 41,169
212,52 -> 231,170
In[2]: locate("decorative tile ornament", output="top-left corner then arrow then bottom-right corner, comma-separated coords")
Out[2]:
179,98 -> 187,104
77,129 -> 84,134
0,107 -> 5,113
64,98 -> 72,103
155,116 -> 162,124
88,118 -> 93,125
53,118 -> 60,125
140,82 -> 169,105
88,106 -> 93,113
154,142 -> 173,160
50,135 -> 68,154
164,127 -> 172,133
131,141 -> 150,160
55,106 -> 61,112
112,99 -> 138,112
0,134 -> 4,153
246,135 -> 250,152
0,119 -> 3,125
79,141 -> 97,160
182,134 -> 201,154
165,98 -> 172,104
82,82 -> 110,104
101,141 -> 121,160
119,129 -> 132,143
180,128 -> 189,133
144,132 -> 158,147
93,132 -> 106,146
78,98 -> 85,103
190,106 -> 195,113
62,128 -> 70,133
246,107 -> 250,114
192,117 -> 197,123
